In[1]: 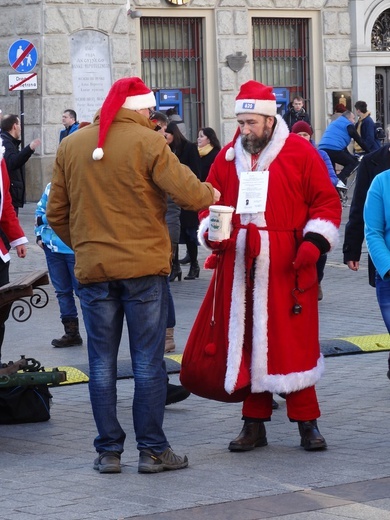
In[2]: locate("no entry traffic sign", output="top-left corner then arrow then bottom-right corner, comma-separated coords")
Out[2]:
9,73 -> 38,91
8,39 -> 38,73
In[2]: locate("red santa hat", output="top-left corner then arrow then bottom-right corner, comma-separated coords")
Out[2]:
92,77 -> 156,160
235,80 -> 277,116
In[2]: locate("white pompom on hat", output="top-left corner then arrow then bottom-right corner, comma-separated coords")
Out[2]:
235,80 -> 277,116
92,77 -> 156,160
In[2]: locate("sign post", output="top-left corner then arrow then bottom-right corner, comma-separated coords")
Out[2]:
8,39 -> 38,149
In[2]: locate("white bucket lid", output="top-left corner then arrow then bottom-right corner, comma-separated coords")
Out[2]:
209,205 -> 234,213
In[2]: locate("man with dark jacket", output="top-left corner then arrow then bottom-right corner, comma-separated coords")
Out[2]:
343,145 -> 390,285
343,144 -> 390,378
59,109 -> 79,142
282,96 -> 311,131
0,114 -> 41,213
353,100 -> 381,155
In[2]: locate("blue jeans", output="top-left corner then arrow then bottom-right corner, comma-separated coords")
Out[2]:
43,245 -> 78,319
376,272 -> 390,333
78,275 -> 170,454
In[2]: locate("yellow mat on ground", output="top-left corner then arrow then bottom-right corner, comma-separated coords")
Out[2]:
340,334 -> 390,352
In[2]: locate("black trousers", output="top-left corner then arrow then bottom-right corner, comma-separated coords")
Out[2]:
0,259 -> 11,361
321,148 -> 358,184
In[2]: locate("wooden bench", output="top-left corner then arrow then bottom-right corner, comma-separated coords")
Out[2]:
0,270 -> 49,308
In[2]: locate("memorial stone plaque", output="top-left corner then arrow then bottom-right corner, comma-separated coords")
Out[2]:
70,30 -> 112,122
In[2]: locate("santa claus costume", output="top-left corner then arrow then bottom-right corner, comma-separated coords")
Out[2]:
180,81 -> 342,450
0,138 -> 28,361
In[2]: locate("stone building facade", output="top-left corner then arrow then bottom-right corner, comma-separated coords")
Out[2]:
0,0 -> 386,201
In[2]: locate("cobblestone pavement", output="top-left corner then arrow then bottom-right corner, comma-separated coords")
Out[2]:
1,202 -> 389,520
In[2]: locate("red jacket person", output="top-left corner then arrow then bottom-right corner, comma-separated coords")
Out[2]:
181,80 -> 342,452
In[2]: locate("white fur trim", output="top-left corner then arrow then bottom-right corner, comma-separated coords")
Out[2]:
198,216 -> 212,250
234,115 -> 289,177
225,147 -> 235,161
253,355 -> 325,394
122,91 -> 156,111
92,148 -> 104,161
225,229 -> 247,393
235,99 -> 277,116
304,218 -> 339,250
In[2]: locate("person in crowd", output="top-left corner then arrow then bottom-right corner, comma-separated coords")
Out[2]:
178,128 -> 223,274
35,182 -> 83,348
150,111 -> 181,350
46,77 -> 219,474
318,110 -> 370,186
181,80 -> 341,452
166,107 -> 186,137
165,122 -> 202,280
343,144 -> 390,377
0,114 -> 41,214
363,169 -> 390,364
291,120 -> 340,301
197,127 -> 221,182
330,103 -> 347,122
353,100 -> 381,155
59,109 -> 79,142
0,138 -> 28,363
282,96 -> 311,131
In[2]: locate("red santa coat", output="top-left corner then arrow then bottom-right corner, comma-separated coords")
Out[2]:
181,117 -> 341,400
0,139 -> 27,260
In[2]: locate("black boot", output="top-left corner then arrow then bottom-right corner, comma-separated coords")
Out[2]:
184,262 -> 200,280
165,383 -> 191,406
169,243 -> 182,282
51,318 -> 83,348
387,353 -> 390,380
228,421 -> 268,451
298,420 -> 327,451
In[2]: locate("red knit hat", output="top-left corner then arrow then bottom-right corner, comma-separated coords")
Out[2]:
92,77 -> 156,160
235,80 -> 277,116
291,121 -> 313,136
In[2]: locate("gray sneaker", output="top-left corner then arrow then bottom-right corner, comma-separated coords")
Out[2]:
93,451 -> 121,473
138,447 -> 188,473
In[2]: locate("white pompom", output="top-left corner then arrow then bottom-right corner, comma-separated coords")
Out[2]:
92,148 -> 104,161
225,147 -> 235,161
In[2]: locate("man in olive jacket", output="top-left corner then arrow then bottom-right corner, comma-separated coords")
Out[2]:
47,77 -> 219,475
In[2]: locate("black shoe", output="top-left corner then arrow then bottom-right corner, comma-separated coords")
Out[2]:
166,383 -> 190,406
298,420 -> 327,451
138,447 -> 188,473
93,451 -> 121,473
51,333 -> 83,348
169,265 -> 182,282
179,253 -> 190,265
228,421 -> 268,451
184,262 -> 200,280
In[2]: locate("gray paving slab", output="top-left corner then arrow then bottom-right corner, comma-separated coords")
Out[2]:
0,202 -> 389,519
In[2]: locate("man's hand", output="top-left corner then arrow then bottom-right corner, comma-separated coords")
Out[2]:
212,188 -> 221,204
15,244 -> 27,258
347,260 -> 359,271
29,138 -> 41,151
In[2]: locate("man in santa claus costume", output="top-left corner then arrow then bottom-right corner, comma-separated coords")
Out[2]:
181,81 -> 342,451
0,138 -> 28,363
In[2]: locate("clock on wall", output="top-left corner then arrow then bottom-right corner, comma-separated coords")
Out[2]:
166,0 -> 191,4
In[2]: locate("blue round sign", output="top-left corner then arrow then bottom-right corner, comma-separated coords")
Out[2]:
8,39 -> 38,73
